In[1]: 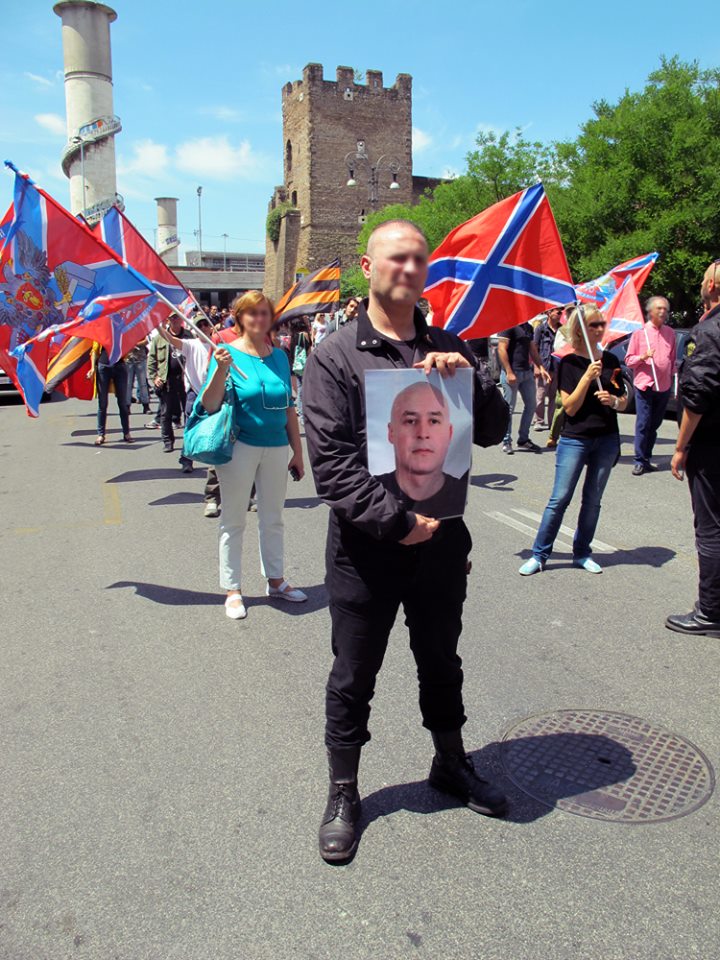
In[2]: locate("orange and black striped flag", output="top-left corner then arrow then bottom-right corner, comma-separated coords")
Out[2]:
45,336 -> 94,400
274,257 -> 340,325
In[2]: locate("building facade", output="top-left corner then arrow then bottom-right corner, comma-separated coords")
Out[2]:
265,64 -> 417,301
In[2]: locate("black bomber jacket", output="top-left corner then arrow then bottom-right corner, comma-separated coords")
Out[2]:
680,302 -> 720,447
302,300 -> 509,542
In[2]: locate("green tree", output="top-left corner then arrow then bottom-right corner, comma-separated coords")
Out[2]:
554,57 -> 720,319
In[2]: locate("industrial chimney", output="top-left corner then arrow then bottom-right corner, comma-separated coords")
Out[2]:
54,1 -> 122,220
155,197 -> 180,265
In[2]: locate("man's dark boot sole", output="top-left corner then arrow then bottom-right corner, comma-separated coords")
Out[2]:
665,619 -> 720,638
428,771 -> 508,817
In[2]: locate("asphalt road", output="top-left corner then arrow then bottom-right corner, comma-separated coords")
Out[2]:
1,394 -> 718,960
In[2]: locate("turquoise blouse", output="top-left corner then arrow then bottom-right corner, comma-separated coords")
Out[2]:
205,345 -> 293,447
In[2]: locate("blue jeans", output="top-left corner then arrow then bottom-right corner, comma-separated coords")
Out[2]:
96,362 -> 130,436
501,369 -> 536,445
532,433 -> 620,562
126,359 -> 149,405
634,387 -> 670,467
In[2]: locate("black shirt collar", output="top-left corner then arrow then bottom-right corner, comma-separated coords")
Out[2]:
355,298 -> 431,350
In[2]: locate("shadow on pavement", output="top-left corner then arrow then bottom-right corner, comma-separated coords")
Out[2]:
517,545 -> 676,568
148,491 -> 204,506
106,580 -> 328,612
62,441 -> 151,450
285,496 -> 322,509
106,468 -> 191,482
107,581 -> 219,604
241,584 -> 328,614
470,473 -> 517,491
358,733 -> 636,831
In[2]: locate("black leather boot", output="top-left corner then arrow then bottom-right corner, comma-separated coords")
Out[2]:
318,746 -> 362,863
665,605 -> 720,638
428,729 -> 508,817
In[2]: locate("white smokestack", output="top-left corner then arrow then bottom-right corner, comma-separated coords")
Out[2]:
155,197 -> 180,266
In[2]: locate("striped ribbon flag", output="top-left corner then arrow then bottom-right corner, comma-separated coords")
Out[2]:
274,258 -> 340,325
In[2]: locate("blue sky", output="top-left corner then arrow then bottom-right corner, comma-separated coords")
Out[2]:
0,0 -> 716,264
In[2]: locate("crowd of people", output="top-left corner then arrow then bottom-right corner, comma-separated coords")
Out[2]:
80,224 -> 719,864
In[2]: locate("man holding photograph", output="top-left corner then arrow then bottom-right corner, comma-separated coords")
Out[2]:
303,220 -> 509,863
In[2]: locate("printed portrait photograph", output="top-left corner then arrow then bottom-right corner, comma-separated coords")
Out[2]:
365,368 -> 473,521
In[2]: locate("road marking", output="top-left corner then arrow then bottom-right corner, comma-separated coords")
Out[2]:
10,526 -> 42,536
510,508 -> 617,553
484,510 -> 575,552
103,485 -> 122,525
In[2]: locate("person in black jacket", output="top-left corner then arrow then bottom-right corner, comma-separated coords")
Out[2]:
666,260 -> 720,637
302,219 -> 510,863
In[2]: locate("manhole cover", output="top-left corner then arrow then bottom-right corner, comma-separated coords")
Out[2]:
500,710 -> 714,823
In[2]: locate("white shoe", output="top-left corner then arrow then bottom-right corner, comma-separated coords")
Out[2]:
204,501 -> 220,518
266,580 -> 307,603
225,593 -> 247,619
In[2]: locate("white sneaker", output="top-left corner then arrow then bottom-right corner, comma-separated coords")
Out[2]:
204,501 -> 220,518
225,593 -> 247,619
266,580 -> 307,603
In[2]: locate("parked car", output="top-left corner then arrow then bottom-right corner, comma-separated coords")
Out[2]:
0,364 -> 22,400
606,328 -> 691,417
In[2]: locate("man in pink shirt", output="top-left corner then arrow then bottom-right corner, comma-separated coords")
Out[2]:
625,296 -> 676,475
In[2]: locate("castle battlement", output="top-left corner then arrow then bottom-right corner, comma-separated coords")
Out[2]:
282,63 -> 412,101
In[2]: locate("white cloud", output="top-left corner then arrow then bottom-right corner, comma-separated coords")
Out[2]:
117,139 -> 170,179
34,113 -> 66,136
25,72 -> 53,87
200,105 -> 244,123
175,136 -> 266,180
412,126 -> 433,153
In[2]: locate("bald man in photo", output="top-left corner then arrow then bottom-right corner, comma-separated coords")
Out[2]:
378,380 -> 469,519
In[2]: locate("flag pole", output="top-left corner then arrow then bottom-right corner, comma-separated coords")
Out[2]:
151,289 -> 247,380
642,324 -> 660,391
575,304 -> 603,390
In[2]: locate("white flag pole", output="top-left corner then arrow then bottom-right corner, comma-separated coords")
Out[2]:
643,323 -> 660,391
153,291 -> 247,380
575,305 -> 603,390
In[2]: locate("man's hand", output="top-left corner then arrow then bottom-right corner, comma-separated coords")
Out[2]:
671,449 -> 687,481
539,366 -> 552,384
642,349 -> 655,361
399,514 -> 439,545
414,351 -> 471,378
153,376 -> 164,389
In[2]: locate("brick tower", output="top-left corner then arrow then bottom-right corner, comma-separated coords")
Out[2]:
265,64 -> 414,301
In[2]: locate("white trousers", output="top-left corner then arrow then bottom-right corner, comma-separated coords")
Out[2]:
216,441 -> 289,591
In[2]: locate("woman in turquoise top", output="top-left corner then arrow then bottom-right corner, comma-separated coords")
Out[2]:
201,291 -> 307,620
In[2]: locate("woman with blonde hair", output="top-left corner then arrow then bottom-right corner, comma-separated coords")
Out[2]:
199,290 -> 307,619
519,304 -> 628,576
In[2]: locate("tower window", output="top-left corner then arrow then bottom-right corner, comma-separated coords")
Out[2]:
291,190 -> 298,207
286,139 -> 293,173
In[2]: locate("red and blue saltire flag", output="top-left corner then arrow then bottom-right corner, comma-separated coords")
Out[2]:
95,206 -> 195,325
424,183 -> 575,340
575,252 -> 658,311
600,275 -> 645,347
553,276 -> 646,362
0,162 -> 158,416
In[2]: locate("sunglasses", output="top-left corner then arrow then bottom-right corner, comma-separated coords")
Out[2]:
588,321 -> 607,329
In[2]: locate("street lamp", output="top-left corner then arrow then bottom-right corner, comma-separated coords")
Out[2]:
222,232 -> 229,271
196,186 -> 203,262
345,139 -> 401,208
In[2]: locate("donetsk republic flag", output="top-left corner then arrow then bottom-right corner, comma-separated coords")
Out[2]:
274,258 -> 340,325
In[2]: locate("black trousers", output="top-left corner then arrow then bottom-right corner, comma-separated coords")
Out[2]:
324,515 -> 471,750
687,443 -> 720,619
156,376 -> 185,445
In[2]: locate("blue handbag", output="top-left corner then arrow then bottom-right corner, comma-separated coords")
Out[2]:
183,386 -> 238,465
